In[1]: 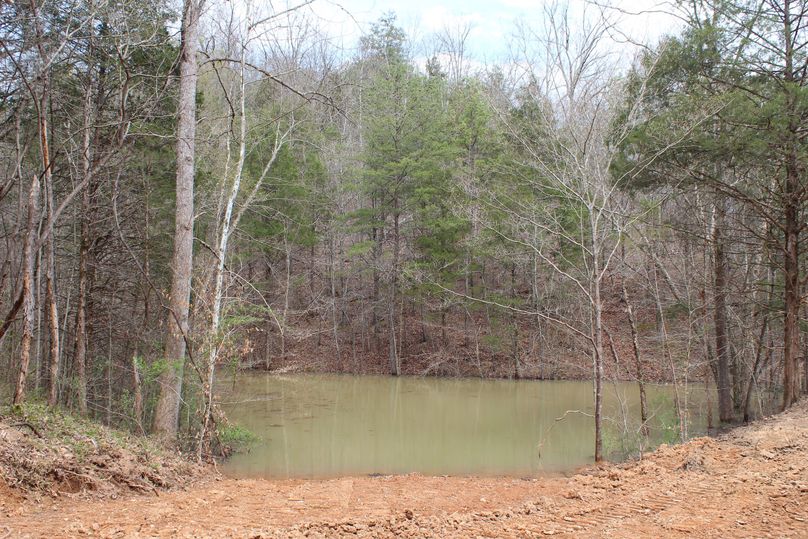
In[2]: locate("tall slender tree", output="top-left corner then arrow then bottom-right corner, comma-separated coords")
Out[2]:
152,0 -> 204,438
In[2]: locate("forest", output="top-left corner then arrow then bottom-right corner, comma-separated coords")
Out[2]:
0,0 -> 806,472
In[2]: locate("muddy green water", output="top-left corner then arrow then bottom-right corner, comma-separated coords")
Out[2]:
218,374 -> 712,479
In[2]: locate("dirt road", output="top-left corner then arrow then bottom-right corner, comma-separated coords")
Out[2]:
3,401 -> 808,538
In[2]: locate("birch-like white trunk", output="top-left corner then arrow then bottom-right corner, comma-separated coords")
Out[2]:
199,37 -> 288,452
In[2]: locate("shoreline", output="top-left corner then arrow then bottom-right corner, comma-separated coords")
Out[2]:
3,400 -> 806,537
225,365 -> 709,387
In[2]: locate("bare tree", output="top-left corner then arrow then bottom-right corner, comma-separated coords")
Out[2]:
196,0 -> 297,453
436,22 -> 472,83
479,2 -> 626,461
475,2 -> 712,460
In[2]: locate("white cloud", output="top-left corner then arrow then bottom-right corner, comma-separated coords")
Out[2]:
303,0 -> 682,62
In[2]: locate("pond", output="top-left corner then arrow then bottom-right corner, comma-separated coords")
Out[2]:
217,373 -> 713,479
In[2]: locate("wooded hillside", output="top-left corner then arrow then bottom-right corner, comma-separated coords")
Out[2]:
1,0 -> 806,456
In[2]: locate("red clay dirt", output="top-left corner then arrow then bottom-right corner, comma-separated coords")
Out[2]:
3,401 -> 808,538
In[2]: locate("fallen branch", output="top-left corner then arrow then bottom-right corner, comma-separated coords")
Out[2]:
10,422 -> 42,438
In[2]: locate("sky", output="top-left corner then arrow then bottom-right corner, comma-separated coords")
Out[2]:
304,0 -> 683,64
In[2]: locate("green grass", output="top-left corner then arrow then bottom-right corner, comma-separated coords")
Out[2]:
217,423 -> 259,453
1,401 -> 167,463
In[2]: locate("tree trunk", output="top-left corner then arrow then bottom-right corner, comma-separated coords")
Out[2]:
463,249 -> 472,348
44,184 -> 60,408
106,310 -> 114,425
17,0 -> 49,405
388,207 -> 400,376
329,235 -> 341,365
71,48 -> 97,413
133,178 -> 150,431
593,275 -> 604,462
781,0 -> 801,411
132,353 -> 144,432
371,202 -> 381,350
281,236 -> 291,359
510,263 -> 519,379
782,176 -> 800,410
713,198 -> 734,422
73,176 -> 92,414
14,176 -> 40,405
622,280 -> 648,437
152,0 -> 201,438
743,311 -> 769,423
591,209 -> 604,462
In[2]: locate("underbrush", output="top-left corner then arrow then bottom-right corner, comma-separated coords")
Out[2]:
216,422 -> 259,453
0,402 -> 206,499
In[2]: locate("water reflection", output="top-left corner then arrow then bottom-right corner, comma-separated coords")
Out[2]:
218,373 -> 712,479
